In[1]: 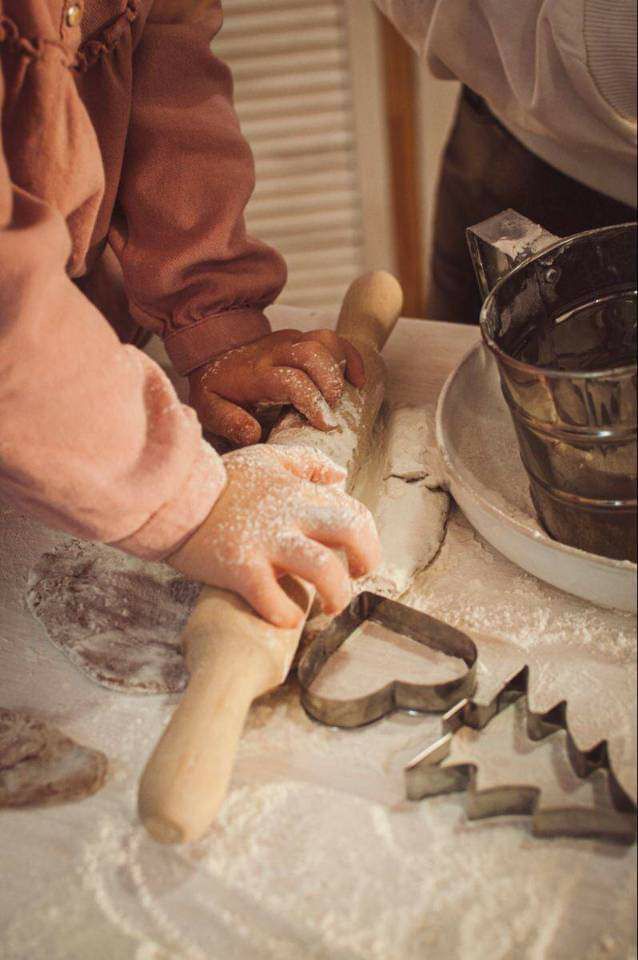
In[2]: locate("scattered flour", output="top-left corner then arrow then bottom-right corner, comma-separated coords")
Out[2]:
3,507 -> 637,960
65,777 -> 636,960
3,313 -> 637,960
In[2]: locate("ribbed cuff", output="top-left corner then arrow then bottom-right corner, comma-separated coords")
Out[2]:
164,308 -> 271,375
585,0 -> 637,120
112,440 -> 227,560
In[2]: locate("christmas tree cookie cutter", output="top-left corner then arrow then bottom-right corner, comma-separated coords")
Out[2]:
405,666 -> 637,844
298,598 -> 635,844
297,591 -> 478,728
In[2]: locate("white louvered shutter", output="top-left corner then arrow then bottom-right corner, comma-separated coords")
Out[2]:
213,0 -> 371,310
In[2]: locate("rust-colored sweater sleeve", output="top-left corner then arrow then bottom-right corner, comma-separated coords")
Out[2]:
0,76 -> 226,559
111,0 -> 287,376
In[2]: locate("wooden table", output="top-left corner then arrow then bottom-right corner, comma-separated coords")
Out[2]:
1,312 -> 635,960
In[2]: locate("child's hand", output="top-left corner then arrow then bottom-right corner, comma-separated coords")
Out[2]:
189,329 -> 365,446
167,445 -> 380,627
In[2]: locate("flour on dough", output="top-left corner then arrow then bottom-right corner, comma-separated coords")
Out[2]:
359,404 -> 449,599
303,404 -> 449,643
27,540 -> 198,694
270,381 -> 383,492
274,398 -> 449,602
0,708 -> 107,807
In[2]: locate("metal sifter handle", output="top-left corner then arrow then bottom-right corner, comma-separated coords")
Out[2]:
466,208 -> 559,301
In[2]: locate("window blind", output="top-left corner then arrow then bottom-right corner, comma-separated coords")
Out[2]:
214,0 -> 366,309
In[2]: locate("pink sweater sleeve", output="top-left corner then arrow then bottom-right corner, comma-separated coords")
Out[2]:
0,150 -> 226,559
109,0 -> 287,376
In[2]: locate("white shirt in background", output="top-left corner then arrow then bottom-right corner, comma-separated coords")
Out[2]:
374,0 -> 637,207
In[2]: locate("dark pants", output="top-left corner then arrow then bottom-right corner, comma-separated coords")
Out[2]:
425,86 -> 637,325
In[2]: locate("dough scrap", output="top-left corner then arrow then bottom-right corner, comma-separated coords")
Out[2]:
0,708 -> 107,807
359,404 -> 449,599
27,540 -> 198,694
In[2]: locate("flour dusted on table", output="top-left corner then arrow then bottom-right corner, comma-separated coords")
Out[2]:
405,510 -> 638,803
4,314 -> 637,960
67,776 -> 636,960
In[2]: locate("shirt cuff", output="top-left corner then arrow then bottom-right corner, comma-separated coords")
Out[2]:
112,440 -> 227,560
163,307 -> 271,376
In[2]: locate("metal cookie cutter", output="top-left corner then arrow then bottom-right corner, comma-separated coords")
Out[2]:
405,666 -> 637,844
297,592 -> 478,728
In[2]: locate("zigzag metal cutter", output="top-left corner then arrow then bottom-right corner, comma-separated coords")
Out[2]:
405,666 -> 637,844
298,597 -> 636,844
298,592 -> 478,728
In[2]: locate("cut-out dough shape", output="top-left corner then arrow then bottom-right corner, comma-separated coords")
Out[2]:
0,708 -> 107,807
27,540 -> 199,694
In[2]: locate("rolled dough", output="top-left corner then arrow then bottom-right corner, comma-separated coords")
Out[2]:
273,380 -> 449,599
359,404 -> 449,599
269,361 -> 385,492
27,541 -> 198,694
0,708 -> 107,807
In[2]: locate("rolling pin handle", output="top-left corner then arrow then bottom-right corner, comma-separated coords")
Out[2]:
336,270 -> 403,352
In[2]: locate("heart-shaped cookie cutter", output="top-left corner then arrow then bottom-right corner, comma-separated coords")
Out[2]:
298,592 -> 478,728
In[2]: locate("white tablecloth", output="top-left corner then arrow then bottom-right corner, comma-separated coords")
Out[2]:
1,311 -> 635,960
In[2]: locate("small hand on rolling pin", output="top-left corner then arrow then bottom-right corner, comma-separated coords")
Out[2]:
140,272 -> 402,844
168,444 -> 380,629
189,329 -> 366,446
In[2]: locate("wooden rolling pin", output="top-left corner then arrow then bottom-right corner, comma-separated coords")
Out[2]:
138,271 -> 403,843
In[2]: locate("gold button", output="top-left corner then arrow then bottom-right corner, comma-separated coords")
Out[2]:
65,3 -> 82,27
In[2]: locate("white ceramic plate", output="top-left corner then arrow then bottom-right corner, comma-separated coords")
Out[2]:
436,343 -> 637,613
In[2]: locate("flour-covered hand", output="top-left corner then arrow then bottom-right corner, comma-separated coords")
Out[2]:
167,445 -> 380,627
189,329 -> 366,447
